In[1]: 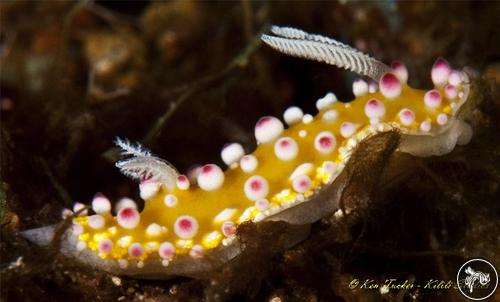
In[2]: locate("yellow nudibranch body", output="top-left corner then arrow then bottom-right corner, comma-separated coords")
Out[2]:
70,57 -> 470,270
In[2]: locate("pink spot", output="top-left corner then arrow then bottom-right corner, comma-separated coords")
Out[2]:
402,110 -> 413,118
131,247 -> 142,257
179,218 -> 192,231
202,165 -> 213,173
424,89 -> 442,108
293,175 -> 311,193
368,99 -> 379,108
314,131 -> 336,154
445,84 -> 458,99
244,176 -> 269,201
178,175 -> 187,182
222,221 -> 236,237
391,61 -> 404,70
381,73 -> 399,89
431,58 -> 451,86
391,61 -> 408,82
364,99 -> 386,119
98,239 -> 113,254
399,109 -> 415,126
256,117 -> 271,127
279,139 -> 290,147
380,73 -> 402,99
141,174 -> 152,181
174,215 -> 198,238
250,180 -> 262,191
159,242 -> 175,259
120,208 -> 135,220
448,70 -> 463,86
319,136 -> 332,148
128,242 -> 144,258
255,199 -> 269,211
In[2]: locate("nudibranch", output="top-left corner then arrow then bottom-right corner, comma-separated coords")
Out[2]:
23,26 -> 473,279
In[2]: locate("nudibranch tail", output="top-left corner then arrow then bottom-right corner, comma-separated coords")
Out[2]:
24,26 -> 473,279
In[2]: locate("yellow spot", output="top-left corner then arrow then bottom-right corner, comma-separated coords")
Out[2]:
117,236 -> 132,248
145,241 -> 159,253
108,226 -> 117,235
79,233 -> 90,241
202,231 -> 222,248
176,239 -> 193,252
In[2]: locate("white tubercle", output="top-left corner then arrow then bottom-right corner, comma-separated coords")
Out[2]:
118,259 -> 129,269
244,175 -> 269,201
314,131 -> 336,154
77,241 -> 87,251
214,208 -> 237,223
368,81 -> 378,93
379,73 -> 402,99
436,113 -> 448,126
420,120 -> 432,132
197,164 -> 224,191
117,207 -> 140,229
391,61 -> 409,83
98,239 -> 113,254
431,58 -> 451,86
221,143 -> 245,166
115,198 -> 137,212
302,114 -> 313,124
88,215 -> 105,230
322,109 -> 339,123
128,242 -> 144,258
189,245 -> 204,259
139,180 -> 161,200
92,193 -> 111,214
61,208 -> 73,219
254,116 -> 284,144
445,84 -> 458,99
448,70 -> 463,86
274,137 -> 299,161
398,108 -> 415,126
292,175 -> 312,193
72,202 -> 88,217
255,199 -> 269,211
340,122 -> 357,138
283,106 -> 304,126
240,155 -> 258,173
176,175 -> 190,190
174,216 -> 199,239
163,194 -> 178,207
352,79 -> 368,97
316,92 -> 337,110
159,242 -> 175,259
364,99 -> 386,119
289,163 -> 313,181
72,223 -> 84,235
424,90 -> 442,109
145,223 -> 163,237
221,221 -> 236,237
322,161 -> 337,175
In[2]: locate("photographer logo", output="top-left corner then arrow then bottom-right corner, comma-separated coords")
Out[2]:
457,258 -> 498,300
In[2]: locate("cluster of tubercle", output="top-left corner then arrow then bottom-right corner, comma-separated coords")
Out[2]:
64,57 -> 468,270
